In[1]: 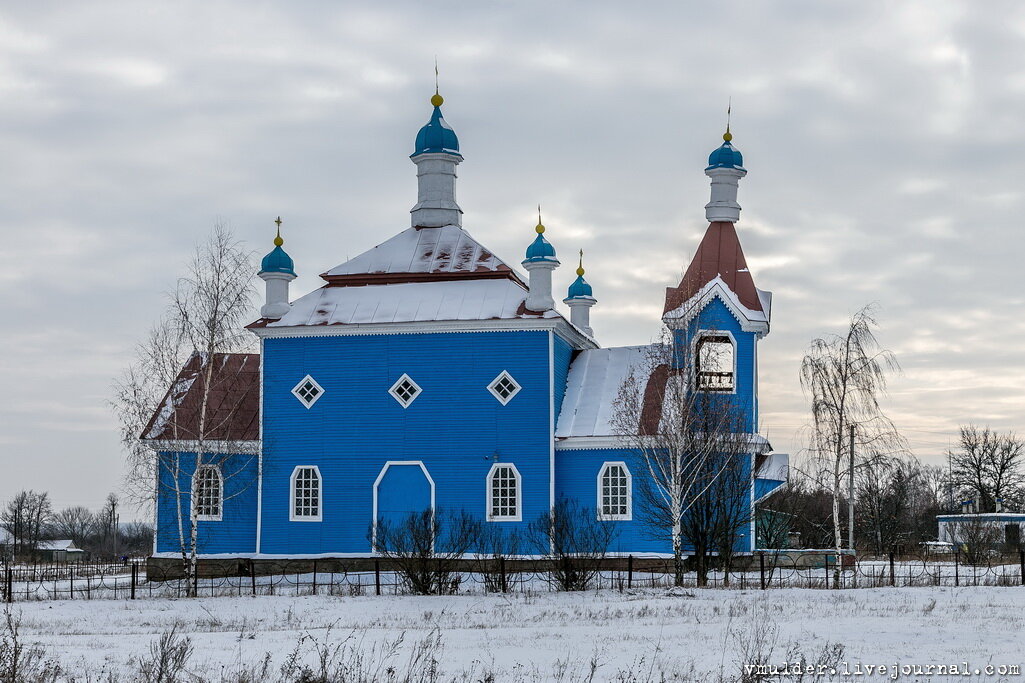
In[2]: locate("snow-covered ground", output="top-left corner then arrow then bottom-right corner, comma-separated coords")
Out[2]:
7,586 -> 1025,681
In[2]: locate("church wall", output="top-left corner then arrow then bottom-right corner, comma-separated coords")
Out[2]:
258,329 -> 554,555
155,451 -> 259,555
555,447 -> 756,556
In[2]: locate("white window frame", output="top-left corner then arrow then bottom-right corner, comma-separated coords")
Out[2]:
193,464 -> 223,522
487,370 -> 522,405
289,465 -> 323,522
388,373 -> 422,408
486,463 -> 522,522
693,330 -> 737,394
291,374 -> 326,409
597,462 -> 632,521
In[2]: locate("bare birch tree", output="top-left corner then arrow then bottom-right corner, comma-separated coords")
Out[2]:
800,304 -> 905,584
112,224 -> 255,594
613,334 -> 754,586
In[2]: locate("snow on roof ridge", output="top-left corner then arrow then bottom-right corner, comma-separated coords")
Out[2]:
323,225 -> 513,278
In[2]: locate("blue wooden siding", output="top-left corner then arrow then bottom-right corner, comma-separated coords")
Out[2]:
258,330 -> 553,555
555,447 -> 755,555
155,451 -> 258,554
552,334 -> 574,420
673,297 -> 759,432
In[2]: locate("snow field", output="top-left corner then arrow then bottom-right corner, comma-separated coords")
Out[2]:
9,585 -> 1025,681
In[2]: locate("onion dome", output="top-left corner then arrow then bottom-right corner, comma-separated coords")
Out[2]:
260,218 -> 296,276
706,129 -> 745,171
412,90 -> 460,157
566,251 -> 593,298
524,212 -> 558,262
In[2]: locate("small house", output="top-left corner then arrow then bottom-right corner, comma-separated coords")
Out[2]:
36,540 -> 87,563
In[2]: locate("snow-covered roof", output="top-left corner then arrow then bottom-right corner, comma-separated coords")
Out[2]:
755,452 -> 788,481
263,278 -> 559,328
556,345 -> 653,438
38,540 -> 81,551
323,225 -> 516,279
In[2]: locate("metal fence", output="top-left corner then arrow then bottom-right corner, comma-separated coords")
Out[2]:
2,552 -> 1024,603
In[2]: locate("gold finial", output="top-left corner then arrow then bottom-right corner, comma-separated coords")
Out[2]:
535,204 -> 545,234
576,249 -> 585,276
431,58 -> 444,107
273,216 -> 284,246
723,98 -> 733,142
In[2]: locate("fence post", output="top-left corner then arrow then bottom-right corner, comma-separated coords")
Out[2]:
1019,551 -> 1024,587
759,552 -> 766,590
824,556 -> 829,589
888,552 -> 895,587
499,556 -> 507,593
627,555 -> 634,589
250,561 -> 257,597
4,567 -> 10,603
312,560 -> 318,596
954,550 -> 960,587
69,565 -> 74,600
375,559 -> 381,596
131,564 -> 137,600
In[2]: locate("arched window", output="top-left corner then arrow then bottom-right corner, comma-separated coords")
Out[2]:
487,464 -> 521,521
598,462 -> 632,520
193,465 -> 222,521
290,466 -> 322,521
696,334 -> 735,392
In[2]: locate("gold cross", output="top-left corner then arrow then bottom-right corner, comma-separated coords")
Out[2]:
274,216 -> 282,228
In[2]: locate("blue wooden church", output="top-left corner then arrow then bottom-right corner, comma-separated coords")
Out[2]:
144,87 -> 788,559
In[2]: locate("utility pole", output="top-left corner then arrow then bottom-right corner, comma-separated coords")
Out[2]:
848,424 -> 855,552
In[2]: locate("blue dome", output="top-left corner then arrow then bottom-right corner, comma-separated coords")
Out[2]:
260,245 -> 295,276
567,274 -> 593,299
413,105 -> 461,157
706,139 -> 745,171
524,233 -> 557,262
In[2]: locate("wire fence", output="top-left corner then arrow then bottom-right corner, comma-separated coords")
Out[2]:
2,552 -> 1023,603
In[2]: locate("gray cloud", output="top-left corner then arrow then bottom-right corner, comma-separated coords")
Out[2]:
1,0 -> 1022,511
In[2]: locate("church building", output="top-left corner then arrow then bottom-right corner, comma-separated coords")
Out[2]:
143,86 -> 788,559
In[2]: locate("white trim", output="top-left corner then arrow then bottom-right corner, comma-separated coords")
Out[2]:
289,465 -> 323,522
487,370 -> 522,405
486,462 -> 522,522
555,433 -> 772,451
597,462 -> 633,521
250,317 -> 599,351
256,343 -> 264,553
193,464 -> 223,522
663,278 -> 769,336
149,440 -> 260,454
291,374 -> 325,409
548,331 -> 556,512
388,373 -> 422,408
371,460 -> 436,552
555,436 -> 630,450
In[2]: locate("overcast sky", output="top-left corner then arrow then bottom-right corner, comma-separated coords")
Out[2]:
2,1 -> 1023,514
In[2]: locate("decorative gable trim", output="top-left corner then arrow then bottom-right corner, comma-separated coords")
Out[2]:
663,276 -> 769,336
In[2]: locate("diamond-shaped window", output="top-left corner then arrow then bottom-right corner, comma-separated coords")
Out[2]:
291,375 -> 325,409
488,371 -> 521,405
389,374 -> 422,408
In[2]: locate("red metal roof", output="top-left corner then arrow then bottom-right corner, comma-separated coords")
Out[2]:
142,353 -> 260,443
663,221 -> 764,315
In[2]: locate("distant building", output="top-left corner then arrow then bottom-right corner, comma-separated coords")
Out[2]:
36,540 -> 87,563
938,513 -> 1025,552
143,87 -> 788,560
